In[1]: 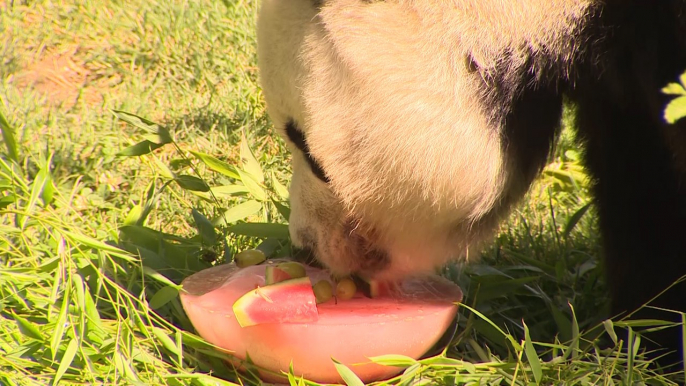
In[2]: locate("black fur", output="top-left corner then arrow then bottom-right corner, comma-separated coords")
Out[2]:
285,120 -> 330,183
572,2 -> 686,368
497,1 -> 686,368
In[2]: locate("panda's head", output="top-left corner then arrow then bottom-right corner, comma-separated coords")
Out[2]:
256,0 -> 588,279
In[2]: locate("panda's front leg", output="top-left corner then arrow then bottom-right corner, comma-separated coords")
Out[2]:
571,13 -> 686,366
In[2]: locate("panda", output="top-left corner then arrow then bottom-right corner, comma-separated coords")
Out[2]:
256,0 -> 686,367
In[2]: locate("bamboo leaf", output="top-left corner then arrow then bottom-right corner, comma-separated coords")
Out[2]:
272,200 -> 291,221
149,286 -> 179,309
563,202 -> 591,238
237,168 -> 267,201
602,319 -> 618,345
192,208 -> 217,245
662,82 -> 686,95
240,133 -> 264,183
175,175 -> 210,192
142,266 -> 180,288
112,110 -> 172,144
368,354 -> 417,367
331,358 -> 364,386
228,222 -> 290,239
124,204 -> 144,226
13,313 -> 44,340
151,327 -> 182,357
117,140 -> 164,156
523,321 -> 542,384
53,338 -> 78,385
210,185 -> 250,198
213,200 -> 262,226
664,95 -> 686,124
0,110 -> 19,162
190,150 -> 240,179
272,172 -> 290,200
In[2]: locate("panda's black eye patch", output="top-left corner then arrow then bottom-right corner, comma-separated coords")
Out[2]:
285,120 -> 330,183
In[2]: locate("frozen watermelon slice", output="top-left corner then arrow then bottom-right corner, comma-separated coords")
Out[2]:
232,276 -> 319,327
354,276 -> 397,298
181,261 -> 463,384
264,265 -> 293,285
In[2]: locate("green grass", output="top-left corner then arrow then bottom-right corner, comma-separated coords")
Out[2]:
0,0 -> 684,385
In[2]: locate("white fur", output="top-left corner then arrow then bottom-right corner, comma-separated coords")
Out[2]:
257,0 -> 592,279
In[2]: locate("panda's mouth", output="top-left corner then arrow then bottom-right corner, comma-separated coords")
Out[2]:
292,245 -> 322,268
290,220 -> 392,279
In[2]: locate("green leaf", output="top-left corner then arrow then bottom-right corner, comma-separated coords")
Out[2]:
240,132 -> 264,183
189,150 -> 240,179
0,109 -> 19,162
24,157 -> 53,226
272,200 -> 291,221
550,304 -> 572,343
80,277 -> 104,335
149,286 -> 179,309
213,200 -> 262,226
331,358 -> 364,386
151,327 -> 182,357
62,230 -> 137,262
50,287 -> 70,360
112,110 -> 172,143
602,319 -> 618,345
272,172 -> 290,200
113,351 -> 140,382
287,362 -> 300,386
210,184 -> 250,198
124,204 -> 144,226
399,363 -> 421,383
175,175 -> 210,192
563,202 -> 591,238
192,208 -> 217,245
662,82 -> 686,95
142,133 -> 172,145
0,194 -> 17,209
256,238 -> 285,257
13,313 -> 44,340
53,338 -> 78,385
368,354 -> 417,367
41,172 -> 55,206
664,95 -> 686,124
562,303 -> 580,361
142,266 -> 181,288
460,304 -> 522,351
614,319 -> 676,327
151,156 -> 176,179
523,321 -> 542,385
228,222 -> 290,239
117,140 -> 164,156
237,168 -> 267,201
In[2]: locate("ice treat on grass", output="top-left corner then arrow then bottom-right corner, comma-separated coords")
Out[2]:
180,259 -> 463,384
